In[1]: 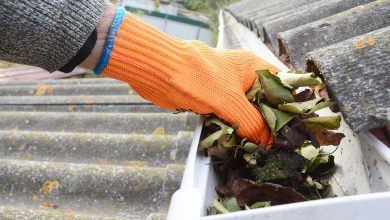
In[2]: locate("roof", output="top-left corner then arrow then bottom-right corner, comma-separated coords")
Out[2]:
225,0 -> 390,132
0,77 -> 198,219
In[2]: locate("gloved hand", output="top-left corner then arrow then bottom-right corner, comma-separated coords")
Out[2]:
95,9 -> 280,145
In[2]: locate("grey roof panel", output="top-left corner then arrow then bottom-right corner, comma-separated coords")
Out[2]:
0,77 -> 197,218
278,0 -> 390,69
263,0 -> 375,54
306,26 -> 390,132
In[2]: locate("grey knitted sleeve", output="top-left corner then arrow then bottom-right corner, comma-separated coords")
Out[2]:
0,0 -> 108,72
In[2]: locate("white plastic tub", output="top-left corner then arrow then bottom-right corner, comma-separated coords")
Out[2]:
167,11 -> 390,220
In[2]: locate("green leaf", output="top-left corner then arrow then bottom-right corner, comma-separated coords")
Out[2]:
205,117 -> 232,133
305,155 -> 331,174
303,116 -> 341,130
213,199 -> 230,214
309,100 -> 337,113
260,103 -> 296,134
259,103 -> 277,132
243,153 -> 257,165
246,77 -> 262,101
222,134 -> 238,148
243,142 -> 259,153
223,197 -> 241,212
273,108 -> 296,133
250,201 -> 271,209
257,70 -> 294,106
297,144 -> 320,161
278,98 -> 322,114
277,72 -> 324,88
199,130 -> 223,149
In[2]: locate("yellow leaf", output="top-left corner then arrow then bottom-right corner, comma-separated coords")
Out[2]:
152,127 -> 165,135
67,105 -> 75,112
22,151 -> 31,159
123,160 -> 147,168
41,201 -> 58,209
85,99 -> 94,104
34,83 -> 54,96
42,180 -> 60,195
11,127 -> 18,131
100,159 -> 108,165
32,195 -> 39,201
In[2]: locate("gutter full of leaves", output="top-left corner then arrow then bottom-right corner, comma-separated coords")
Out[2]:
199,70 -> 345,215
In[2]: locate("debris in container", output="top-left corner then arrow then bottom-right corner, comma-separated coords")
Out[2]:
199,70 -> 345,215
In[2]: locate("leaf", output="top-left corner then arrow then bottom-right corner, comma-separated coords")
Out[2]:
243,153 -> 257,165
213,200 -> 230,214
260,103 -> 296,134
297,144 -> 320,161
277,72 -> 324,88
273,108 -> 296,133
42,180 -> 60,195
293,89 -> 315,102
278,98 -> 322,114
243,142 -> 259,153
199,130 -> 223,149
314,155 -> 335,175
221,134 -> 238,148
223,197 -> 241,212
250,201 -> 271,209
254,151 -> 307,183
216,171 -> 307,206
246,77 -> 262,101
152,127 -> 165,135
304,155 -> 336,175
307,127 -> 345,146
258,70 -> 294,106
259,103 -> 276,132
309,100 -> 337,113
303,116 -> 341,130
207,144 -> 231,160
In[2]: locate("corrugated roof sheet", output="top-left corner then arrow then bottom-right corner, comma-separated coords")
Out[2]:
225,0 -> 390,131
0,77 -> 197,219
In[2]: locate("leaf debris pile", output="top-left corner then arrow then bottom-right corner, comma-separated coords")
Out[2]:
199,70 -> 345,215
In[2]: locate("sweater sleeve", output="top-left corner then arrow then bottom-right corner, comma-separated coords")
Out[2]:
0,0 -> 108,72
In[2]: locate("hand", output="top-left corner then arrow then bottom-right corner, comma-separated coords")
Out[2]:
95,11 -> 280,145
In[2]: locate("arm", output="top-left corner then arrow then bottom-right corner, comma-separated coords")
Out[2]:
0,0 -> 109,72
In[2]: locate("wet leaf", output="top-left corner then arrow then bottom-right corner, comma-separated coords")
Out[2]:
152,127 -> 165,135
307,127 -> 345,146
250,201 -> 271,208
246,77 -> 262,101
216,172 -> 307,206
278,98 -> 322,114
208,145 -> 231,160
303,116 -> 341,130
293,89 -> 315,102
305,155 -> 333,174
314,155 -> 335,175
257,70 -> 294,106
254,151 -> 307,183
277,72 -> 324,88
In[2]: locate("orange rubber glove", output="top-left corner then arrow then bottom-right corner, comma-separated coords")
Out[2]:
96,9 -> 280,145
